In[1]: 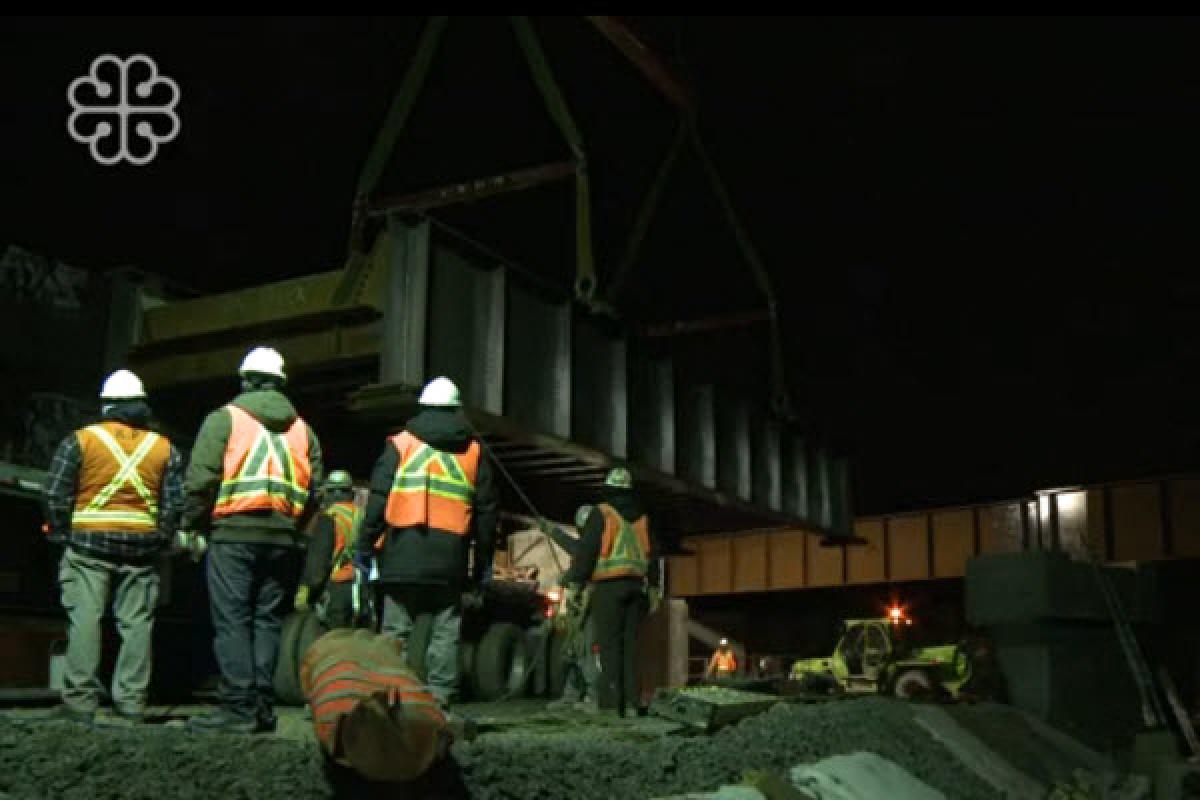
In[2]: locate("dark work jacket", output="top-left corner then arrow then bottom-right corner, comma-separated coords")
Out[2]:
301,513 -> 337,595
360,408 -> 497,587
564,490 -> 659,589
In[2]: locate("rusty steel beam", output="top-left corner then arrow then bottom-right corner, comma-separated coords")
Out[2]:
641,309 -> 771,338
585,16 -> 695,111
369,161 -> 576,216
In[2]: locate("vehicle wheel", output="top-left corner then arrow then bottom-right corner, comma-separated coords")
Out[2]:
458,639 -> 477,697
474,623 -> 530,700
893,668 -> 934,700
273,611 -> 307,706
295,611 -> 328,676
546,631 -> 570,698
406,613 -> 434,679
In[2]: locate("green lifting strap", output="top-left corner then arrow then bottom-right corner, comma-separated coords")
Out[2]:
606,118 -> 688,305
354,16 -> 449,205
687,118 -> 793,418
510,16 -> 596,302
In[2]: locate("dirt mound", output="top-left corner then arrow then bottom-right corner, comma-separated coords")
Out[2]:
0,717 -> 332,800
452,698 -> 1003,799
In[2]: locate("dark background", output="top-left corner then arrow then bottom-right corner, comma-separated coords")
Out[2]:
2,16 -> 1197,515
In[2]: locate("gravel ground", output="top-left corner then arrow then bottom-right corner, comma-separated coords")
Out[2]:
0,697 -> 1103,800
452,698 -> 1004,800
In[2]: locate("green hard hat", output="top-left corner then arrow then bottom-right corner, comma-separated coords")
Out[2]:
604,467 -> 633,490
324,470 -> 354,491
574,504 -> 595,530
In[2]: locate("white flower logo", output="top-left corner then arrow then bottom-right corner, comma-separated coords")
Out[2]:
67,54 -> 181,166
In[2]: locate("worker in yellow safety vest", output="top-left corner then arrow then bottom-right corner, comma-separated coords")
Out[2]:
182,346 -> 323,734
358,377 -> 498,708
706,638 -> 738,681
42,369 -> 184,725
296,470 -> 365,628
560,467 -> 661,717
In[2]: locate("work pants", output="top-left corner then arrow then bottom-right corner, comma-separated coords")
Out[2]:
381,584 -> 461,707
59,547 -> 160,714
590,577 -> 647,714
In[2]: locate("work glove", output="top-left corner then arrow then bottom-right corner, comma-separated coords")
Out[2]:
564,584 -> 584,616
175,531 -> 207,563
294,585 -> 310,613
647,587 -> 663,616
42,522 -> 67,546
537,517 -> 555,535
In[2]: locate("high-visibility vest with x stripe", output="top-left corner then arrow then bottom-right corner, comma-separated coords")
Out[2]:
327,501 -> 359,583
213,404 -> 312,520
383,431 -> 480,537
591,503 -> 651,582
72,422 -> 171,534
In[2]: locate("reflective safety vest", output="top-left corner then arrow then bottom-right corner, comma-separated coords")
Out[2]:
327,501 -> 359,583
213,405 -> 311,519
382,431 -> 480,538
300,629 -> 446,782
590,503 -> 650,582
71,422 -> 170,533
711,649 -> 737,674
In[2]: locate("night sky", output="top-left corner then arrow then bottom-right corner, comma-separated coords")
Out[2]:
3,16 -> 1198,515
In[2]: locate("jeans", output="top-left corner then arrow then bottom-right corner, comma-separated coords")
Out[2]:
381,584 -> 461,706
207,541 -> 297,720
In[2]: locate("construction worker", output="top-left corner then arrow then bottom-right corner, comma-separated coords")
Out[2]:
561,467 -> 660,716
358,376 -> 498,708
540,505 -> 599,711
181,346 -> 323,733
706,638 -> 738,681
295,470 -> 362,629
42,369 -> 184,725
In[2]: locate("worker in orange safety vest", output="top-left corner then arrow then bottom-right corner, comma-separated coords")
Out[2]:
706,638 -> 738,681
296,470 -> 365,629
182,346 -> 323,734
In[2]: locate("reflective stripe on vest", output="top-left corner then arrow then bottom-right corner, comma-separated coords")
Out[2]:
590,503 -> 650,582
382,431 -> 480,537
214,405 -> 311,519
327,502 -> 358,583
71,424 -> 166,532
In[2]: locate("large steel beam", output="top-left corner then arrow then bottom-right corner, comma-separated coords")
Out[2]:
369,161 -> 576,216
427,244 -> 505,413
677,383 -> 715,489
380,218 -> 430,386
716,393 -> 751,501
571,316 -> 628,458
629,350 -> 675,475
585,16 -> 695,111
784,434 -> 810,521
505,283 -> 571,438
753,417 -> 782,512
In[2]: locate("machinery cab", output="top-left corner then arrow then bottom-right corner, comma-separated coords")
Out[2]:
831,618 -> 898,693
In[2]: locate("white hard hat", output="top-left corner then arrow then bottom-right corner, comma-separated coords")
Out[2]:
418,376 -> 461,408
604,467 -> 633,490
719,638 -> 729,647
100,369 -> 146,400
239,346 -> 286,380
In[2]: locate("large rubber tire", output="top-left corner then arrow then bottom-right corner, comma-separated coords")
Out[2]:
458,639 -> 477,695
893,668 -> 934,700
406,613 -> 434,679
545,631 -> 570,698
473,623 -> 530,700
273,612 -> 307,706
294,611 -> 328,678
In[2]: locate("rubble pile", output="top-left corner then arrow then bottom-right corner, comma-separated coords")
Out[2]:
0,718 -> 332,800
453,698 -> 1002,800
